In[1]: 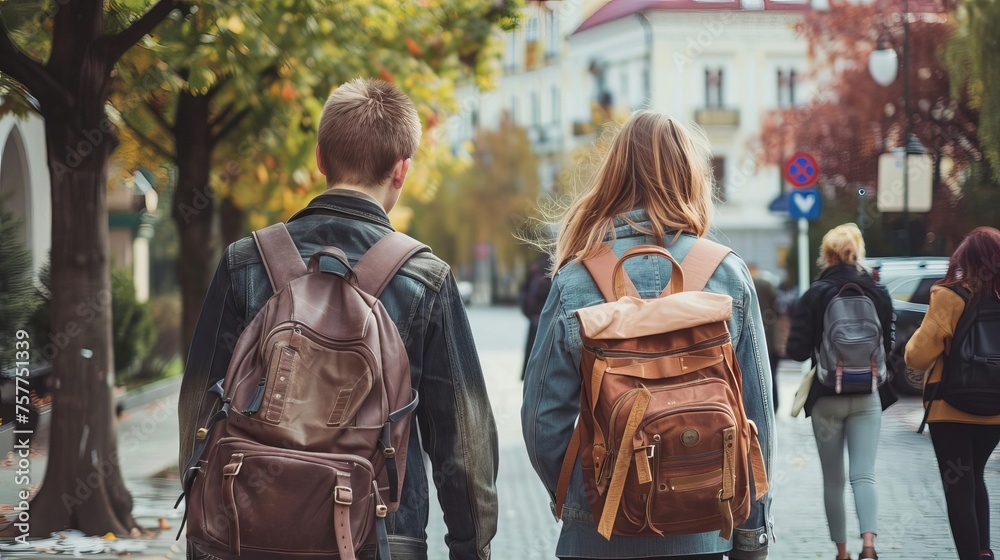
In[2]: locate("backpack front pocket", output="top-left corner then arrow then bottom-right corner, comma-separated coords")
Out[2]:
198,438 -> 376,557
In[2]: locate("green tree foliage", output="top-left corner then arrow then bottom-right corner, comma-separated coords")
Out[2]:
109,269 -> 157,384
943,0 -> 1000,181
0,201 -> 35,372
109,0 -> 520,358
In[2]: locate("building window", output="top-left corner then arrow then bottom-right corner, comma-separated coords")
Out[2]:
705,68 -> 724,108
545,10 -> 559,58
504,30 -> 518,70
509,95 -> 518,123
526,17 -> 539,42
711,156 -> 727,202
777,68 -> 798,108
551,85 -> 561,124
530,91 -> 540,127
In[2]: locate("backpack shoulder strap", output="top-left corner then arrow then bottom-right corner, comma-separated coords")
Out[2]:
582,244 -> 637,302
945,284 -> 973,303
353,232 -> 430,298
253,223 -> 308,291
681,238 -> 733,292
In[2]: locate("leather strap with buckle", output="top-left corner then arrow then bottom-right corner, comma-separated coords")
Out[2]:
222,453 -> 244,555
333,473 -> 356,560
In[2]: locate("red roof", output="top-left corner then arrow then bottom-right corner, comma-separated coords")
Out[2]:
575,0 -> 811,34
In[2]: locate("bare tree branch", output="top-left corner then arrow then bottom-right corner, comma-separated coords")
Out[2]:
0,16 -> 72,111
105,0 -> 184,64
120,113 -> 175,161
210,102 -> 236,129
142,98 -> 173,136
211,107 -> 252,144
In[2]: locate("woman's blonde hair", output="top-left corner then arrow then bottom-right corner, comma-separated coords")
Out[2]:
551,111 -> 715,270
818,223 -> 866,268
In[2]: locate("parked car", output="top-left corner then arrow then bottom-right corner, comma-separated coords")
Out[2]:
867,257 -> 950,395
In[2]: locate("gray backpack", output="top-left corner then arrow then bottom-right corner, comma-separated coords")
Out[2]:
816,283 -> 887,394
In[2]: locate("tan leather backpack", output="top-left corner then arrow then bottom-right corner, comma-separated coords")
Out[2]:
555,240 -> 768,540
180,223 -> 423,560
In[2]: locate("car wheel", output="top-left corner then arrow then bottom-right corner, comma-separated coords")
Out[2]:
889,343 -> 923,396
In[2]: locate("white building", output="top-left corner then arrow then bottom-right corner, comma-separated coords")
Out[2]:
453,0 -> 815,278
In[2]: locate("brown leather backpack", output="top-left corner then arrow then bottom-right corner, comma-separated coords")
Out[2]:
555,240 -> 768,540
180,224 -> 424,560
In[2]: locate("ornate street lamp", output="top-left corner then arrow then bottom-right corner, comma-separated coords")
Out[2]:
869,0 -> 919,254
868,42 -> 898,87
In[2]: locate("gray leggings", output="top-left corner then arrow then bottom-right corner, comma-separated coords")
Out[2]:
810,392 -> 882,543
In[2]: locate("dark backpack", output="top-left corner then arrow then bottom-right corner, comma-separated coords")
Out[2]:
815,283 -> 887,394
180,223 -> 425,560
937,287 -> 1000,416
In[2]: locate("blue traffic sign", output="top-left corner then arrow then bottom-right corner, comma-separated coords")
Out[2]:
788,188 -> 821,220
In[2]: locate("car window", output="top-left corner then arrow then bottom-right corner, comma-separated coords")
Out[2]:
888,277 -> 922,302
911,277 -> 942,305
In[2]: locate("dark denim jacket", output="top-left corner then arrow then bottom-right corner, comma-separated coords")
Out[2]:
178,190 -> 499,559
522,211 -> 774,559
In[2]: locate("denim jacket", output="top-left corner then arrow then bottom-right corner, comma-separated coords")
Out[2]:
521,210 -> 774,559
178,190 -> 500,560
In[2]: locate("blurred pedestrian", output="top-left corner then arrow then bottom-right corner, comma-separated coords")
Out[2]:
520,253 -> 553,379
786,223 -> 896,560
906,226 -> 1000,560
522,111 -> 773,560
749,264 -> 780,411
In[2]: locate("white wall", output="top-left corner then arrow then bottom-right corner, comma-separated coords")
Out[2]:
0,111 -> 52,276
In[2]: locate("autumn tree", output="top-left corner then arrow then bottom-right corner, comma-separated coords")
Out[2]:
114,0 -> 520,359
412,117 -> 540,283
0,0 -> 187,536
757,0 -> 988,257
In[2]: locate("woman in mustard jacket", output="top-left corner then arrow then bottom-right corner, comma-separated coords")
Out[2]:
905,226 -> 1000,560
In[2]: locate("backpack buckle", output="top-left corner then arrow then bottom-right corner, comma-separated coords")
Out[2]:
334,486 -> 353,505
223,454 -> 244,477
382,446 -> 396,458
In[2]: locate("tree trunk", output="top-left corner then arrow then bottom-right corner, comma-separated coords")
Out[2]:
30,112 -> 136,537
173,91 -> 217,363
219,194 -> 246,248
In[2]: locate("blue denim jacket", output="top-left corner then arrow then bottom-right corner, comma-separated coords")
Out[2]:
179,190 -> 499,560
521,210 -> 774,559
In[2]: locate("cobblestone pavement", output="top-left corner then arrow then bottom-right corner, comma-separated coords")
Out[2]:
4,306 -> 999,559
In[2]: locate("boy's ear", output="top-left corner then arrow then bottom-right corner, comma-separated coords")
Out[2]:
391,158 -> 412,190
315,145 -> 327,176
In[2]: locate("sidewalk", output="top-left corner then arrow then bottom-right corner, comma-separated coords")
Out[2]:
3,307 -> 998,558
0,379 -> 185,559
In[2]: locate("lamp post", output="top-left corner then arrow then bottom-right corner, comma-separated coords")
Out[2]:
869,0 -> 915,253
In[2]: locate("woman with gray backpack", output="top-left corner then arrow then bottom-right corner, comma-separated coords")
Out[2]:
786,223 -> 897,560
906,227 -> 1000,560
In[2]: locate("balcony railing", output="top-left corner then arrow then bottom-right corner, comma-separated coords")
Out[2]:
694,108 -> 740,127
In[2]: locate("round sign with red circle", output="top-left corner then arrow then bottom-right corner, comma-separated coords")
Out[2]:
784,152 -> 819,188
